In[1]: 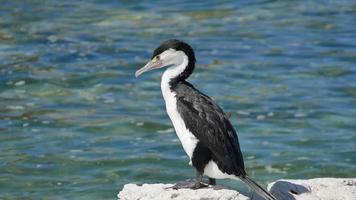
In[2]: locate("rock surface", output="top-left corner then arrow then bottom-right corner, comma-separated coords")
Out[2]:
118,183 -> 248,200
268,178 -> 356,200
118,178 -> 356,200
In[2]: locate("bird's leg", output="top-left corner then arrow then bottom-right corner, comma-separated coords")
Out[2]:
170,171 -> 207,190
194,170 -> 204,188
208,178 -> 216,186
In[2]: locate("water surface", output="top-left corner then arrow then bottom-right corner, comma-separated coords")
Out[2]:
0,0 -> 355,199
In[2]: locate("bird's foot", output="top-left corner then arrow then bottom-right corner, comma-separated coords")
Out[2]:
169,181 -> 208,190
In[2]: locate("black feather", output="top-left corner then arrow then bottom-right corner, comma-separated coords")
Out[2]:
192,142 -> 212,173
241,176 -> 277,200
172,81 -> 246,176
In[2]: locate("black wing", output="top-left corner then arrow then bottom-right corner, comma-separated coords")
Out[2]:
174,82 -> 246,176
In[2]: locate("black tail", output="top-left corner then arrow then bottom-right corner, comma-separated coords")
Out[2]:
241,175 -> 276,200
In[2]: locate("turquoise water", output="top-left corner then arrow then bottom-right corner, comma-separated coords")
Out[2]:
1,0 -> 355,199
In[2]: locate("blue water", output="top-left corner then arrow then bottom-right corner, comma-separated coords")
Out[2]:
0,0 -> 355,199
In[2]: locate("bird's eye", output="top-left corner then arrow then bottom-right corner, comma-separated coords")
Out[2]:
156,55 -> 160,60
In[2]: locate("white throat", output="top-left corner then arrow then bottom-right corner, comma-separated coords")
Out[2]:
161,53 -> 188,100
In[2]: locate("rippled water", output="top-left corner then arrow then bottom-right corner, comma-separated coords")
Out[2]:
1,0 -> 355,199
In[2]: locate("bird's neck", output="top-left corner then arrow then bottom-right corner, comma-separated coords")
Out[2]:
161,56 -> 189,100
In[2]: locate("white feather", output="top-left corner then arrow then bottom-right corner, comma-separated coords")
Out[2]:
161,50 -> 199,163
203,160 -> 239,180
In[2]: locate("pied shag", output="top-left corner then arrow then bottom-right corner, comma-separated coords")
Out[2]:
135,39 -> 276,200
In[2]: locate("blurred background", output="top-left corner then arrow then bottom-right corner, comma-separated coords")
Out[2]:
0,0 -> 355,199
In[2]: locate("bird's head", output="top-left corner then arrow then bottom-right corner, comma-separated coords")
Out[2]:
135,39 -> 196,81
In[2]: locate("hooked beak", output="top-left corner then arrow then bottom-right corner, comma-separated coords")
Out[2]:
135,57 -> 163,77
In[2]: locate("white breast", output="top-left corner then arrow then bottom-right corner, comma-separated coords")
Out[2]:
161,85 -> 199,162
161,61 -> 199,163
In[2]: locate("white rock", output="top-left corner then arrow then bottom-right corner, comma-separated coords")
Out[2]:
268,178 -> 356,200
118,178 -> 356,200
118,183 -> 248,200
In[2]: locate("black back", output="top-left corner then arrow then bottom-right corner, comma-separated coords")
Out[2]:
152,39 -> 196,81
172,81 -> 246,176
